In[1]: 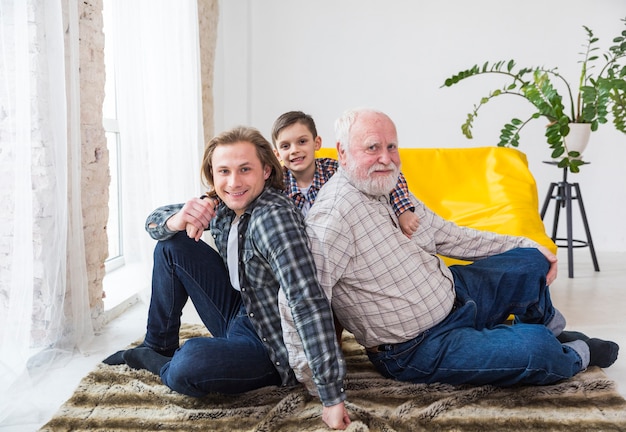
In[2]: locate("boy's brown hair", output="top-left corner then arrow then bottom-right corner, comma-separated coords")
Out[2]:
271,111 -> 318,147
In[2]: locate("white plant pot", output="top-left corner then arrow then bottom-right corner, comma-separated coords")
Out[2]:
564,123 -> 592,158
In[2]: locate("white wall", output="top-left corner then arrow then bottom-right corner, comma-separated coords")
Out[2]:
214,0 -> 626,252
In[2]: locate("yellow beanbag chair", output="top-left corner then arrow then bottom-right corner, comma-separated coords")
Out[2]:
315,146 -> 556,265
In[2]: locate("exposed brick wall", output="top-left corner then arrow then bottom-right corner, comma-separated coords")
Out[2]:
79,0 -> 108,321
198,0 -> 218,146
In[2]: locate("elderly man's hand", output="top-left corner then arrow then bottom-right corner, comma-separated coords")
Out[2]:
537,245 -> 558,286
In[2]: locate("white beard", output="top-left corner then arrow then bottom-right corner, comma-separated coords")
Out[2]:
344,158 -> 400,197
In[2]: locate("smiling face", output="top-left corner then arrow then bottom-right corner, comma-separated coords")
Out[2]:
338,111 -> 401,196
211,141 -> 271,216
274,121 -> 322,182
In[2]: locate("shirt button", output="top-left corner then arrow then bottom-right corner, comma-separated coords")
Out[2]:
262,337 -> 267,342
249,312 -> 254,318
275,361 -> 280,366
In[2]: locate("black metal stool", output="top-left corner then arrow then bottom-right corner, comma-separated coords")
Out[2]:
539,162 -> 600,278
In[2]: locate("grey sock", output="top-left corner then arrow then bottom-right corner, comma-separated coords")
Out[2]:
564,339 -> 590,369
546,309 -> 566,336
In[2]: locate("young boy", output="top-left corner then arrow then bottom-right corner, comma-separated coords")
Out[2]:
271,111 -> 419,237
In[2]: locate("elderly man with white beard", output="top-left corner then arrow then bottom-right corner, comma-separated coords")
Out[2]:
280,108 -> 618,399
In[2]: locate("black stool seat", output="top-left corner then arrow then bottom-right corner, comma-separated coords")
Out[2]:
539,162 -> 600,278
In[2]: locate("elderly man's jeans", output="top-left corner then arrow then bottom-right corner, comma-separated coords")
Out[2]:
144,232 -> 281,397
367,248 -> 583,386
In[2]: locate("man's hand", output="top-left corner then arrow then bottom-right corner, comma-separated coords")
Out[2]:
166,197 -> 216,241
322,402 -> 350,430
537,245 -> 558,286
398,210 -> 419,239
186,223 -> 201,241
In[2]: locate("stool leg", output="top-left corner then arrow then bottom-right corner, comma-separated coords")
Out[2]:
573,183 -> 600,272
552,182 -> 565,242
540,183 -> 557,219
565,183 -> 574,278
540,183 -> 561,243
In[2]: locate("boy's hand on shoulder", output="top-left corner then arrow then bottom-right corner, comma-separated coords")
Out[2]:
399,210 -> 419,239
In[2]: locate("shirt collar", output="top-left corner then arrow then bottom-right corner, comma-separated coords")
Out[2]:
284,159 -> 327,197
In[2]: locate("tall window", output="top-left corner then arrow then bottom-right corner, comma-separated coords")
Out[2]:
99,1 -> 206,310
103,0 -> 123,272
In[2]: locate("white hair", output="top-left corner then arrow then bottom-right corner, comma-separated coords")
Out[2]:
334,107 -> 389,152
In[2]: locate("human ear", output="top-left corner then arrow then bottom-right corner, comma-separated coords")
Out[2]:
336,142 -> 347,167
273,148 -> 282,161
314,135 -> 322,151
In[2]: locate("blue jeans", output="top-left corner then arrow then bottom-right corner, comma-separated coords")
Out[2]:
367,248 -> 584,386
144,232 -> 281,396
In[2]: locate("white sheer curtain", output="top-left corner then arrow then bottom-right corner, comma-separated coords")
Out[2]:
112,0 -> 204,284
0,0 -> 93,424
0,0 -> 203,424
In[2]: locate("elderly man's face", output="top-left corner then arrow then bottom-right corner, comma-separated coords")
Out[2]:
338,112 -> 401,196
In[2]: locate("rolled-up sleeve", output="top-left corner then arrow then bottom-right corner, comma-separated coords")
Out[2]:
145,203 -> 183,240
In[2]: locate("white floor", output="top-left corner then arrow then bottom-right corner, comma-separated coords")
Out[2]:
1,250 -> 625,432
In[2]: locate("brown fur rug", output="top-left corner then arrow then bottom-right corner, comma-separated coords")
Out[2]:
40,324 -> 626,431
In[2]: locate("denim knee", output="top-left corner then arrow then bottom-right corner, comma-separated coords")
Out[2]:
160,340 -> 208,397
153,231 -> 194,260
519,248 -> 550,275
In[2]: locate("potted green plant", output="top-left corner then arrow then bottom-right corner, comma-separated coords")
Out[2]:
442,18 -> 626,172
